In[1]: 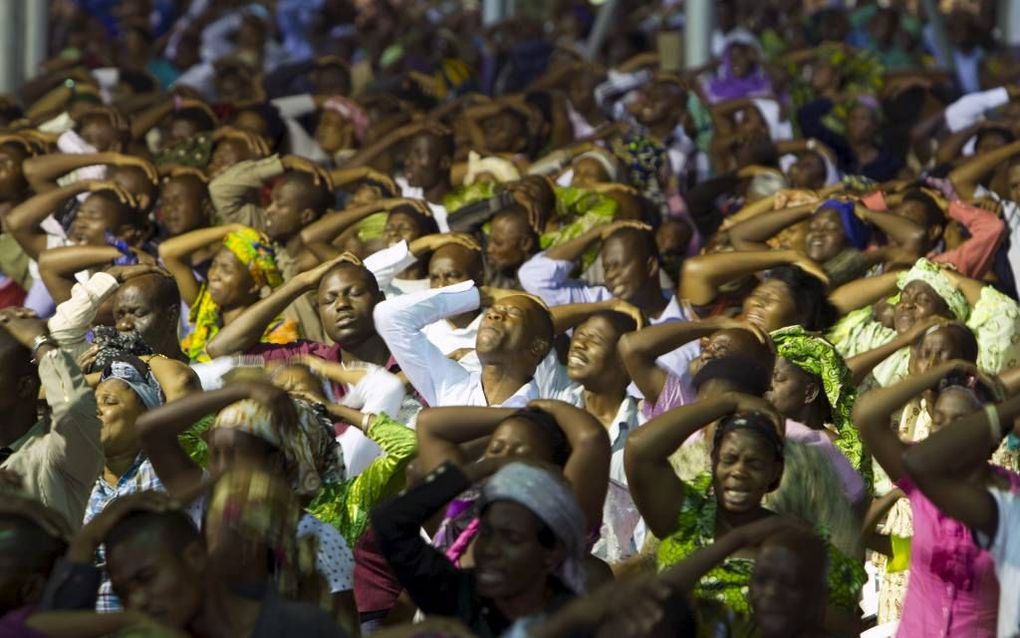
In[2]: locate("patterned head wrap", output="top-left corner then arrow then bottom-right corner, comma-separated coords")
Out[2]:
897,258 -> 970,322
480,462 -> 587,594
99,355 -> 165,410
321,97 -> 369,143
212,397 -> 343,497
817,199 -> 871,250
770,326 -> 870,490
84,326 -> 155,374
207,468 -> 321,603
183,227 -> 286,362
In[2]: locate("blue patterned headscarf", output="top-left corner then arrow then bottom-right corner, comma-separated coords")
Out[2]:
100,355 -> 165,409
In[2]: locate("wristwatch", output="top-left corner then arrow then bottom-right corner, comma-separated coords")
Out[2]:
30,333 -> 55,363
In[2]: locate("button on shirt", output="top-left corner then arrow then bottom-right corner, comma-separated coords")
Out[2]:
519,251 -> 701,392
374,281 -> 540,407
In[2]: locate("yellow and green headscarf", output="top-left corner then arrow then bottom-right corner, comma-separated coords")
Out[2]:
182,227 -> 295,362
771,325 -> 871,492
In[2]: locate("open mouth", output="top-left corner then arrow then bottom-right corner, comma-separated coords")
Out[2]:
721,486 -> 754,508
567,350 -> 589,367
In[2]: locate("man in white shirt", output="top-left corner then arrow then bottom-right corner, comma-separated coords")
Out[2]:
519,221 -> 699,388
374,281 -> 553,408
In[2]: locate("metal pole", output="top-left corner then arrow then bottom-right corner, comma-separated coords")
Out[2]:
684,0 -> 712,69
23,0 -> 48,81
1003,0 -> 1020,47
0,0 -> 20,93
584,0 -> 619,60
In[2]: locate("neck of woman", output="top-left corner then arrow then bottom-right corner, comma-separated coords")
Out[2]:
424,179 -> 451,204
492,580 -> 553,622
103,447 -> 141,483
795,401 -> 826,430
717,505 -> 771,535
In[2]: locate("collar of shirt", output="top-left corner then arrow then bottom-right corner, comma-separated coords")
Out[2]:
476,376 -> 541,408
649,294 -> 689,325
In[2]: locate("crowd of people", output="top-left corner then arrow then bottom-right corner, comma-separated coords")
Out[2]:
3,0 -> 1020,636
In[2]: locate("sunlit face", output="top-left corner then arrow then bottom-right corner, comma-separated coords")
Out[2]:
712,429 -> 781,514
742,279 -> 797,332
69,194 -> 122,246
601,235 -> 653,303
566,316 -> 624,383
159,176 -> 207,236
476,296 -> 542,357
804,208 -> 845,262
764,357 -> 817,419
487,214 -> 533,272
206,248 -> 258,310
316,266 -> 379,345
893,280 -> 951,334
314,109 -> 352,154
265,179 -> 308,241
428,245 -> 481,289
113,280 -> 176,348
96,378 -> 145,456
571,157 -> 610,187
405,133 -> 444,189
909,326 -> 971,375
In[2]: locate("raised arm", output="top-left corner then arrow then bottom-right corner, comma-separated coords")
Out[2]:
619,317 -> 747,403
37,245 -> 123,305
680,249 -> 823,306
205,255 -> 348,358
853,363 -> 957,482
901,388 -> 1020,537
298,199 -> 396,259
157,224 -> 242,306
529,399 -> 612,529
5,182 -> 89,259
855,204 -> 926,254
939,267 -> 986,308
625,392 -> 743,537
23,152 -> 157,193
726,203 -> 816,251
845,315 -> 943,385
415,405 -> 515,473
136,383 -> 254,497
828,269 -> 901,316
949,139 -> 1020,199
543,220 -> 639,263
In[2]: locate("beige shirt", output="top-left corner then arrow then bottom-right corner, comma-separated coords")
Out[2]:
2,348 -> 103,530
209,155 -> 329,344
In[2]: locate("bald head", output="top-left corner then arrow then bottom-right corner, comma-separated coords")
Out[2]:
113,273 -> 181,355
429,243 -> 484,289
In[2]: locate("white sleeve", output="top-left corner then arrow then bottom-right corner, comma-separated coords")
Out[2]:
944,87 -> 1010,132
373,280 -> 479,406
518,252 -> 611,307
975,487 -> 1020,564
47,272 -> 119,348
341,366 -> 406,418
271,94 -> 316,119
363,241 -> 418,290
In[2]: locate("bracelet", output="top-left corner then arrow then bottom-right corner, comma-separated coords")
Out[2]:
806,138 -> 817,151
30,333 -> 55,362
361,412 -> 374,430
986,404 -> 1004,443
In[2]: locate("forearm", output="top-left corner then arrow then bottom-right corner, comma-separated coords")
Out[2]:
129,102 -> 173,139
205,277 -> 311,358
680,250 -> 794,305
846,331 -> 915,385
7,183 -> 83,234
299,203 -> 384,246
858,207 -> 925,250
550,300 -> 613,333
24,153 -> 113,192
941,265 -> 986,307
855,368 -> 945,430
659,529 -> 746,592
950,139 -> 1020,198
543,226 -> 602,263
158,225 -> 233,261
340,128 -> 407,168
416,406 -> 513,471
39,246 -> 120,278
935,124 -> 981,165
627,396 -> 735,464
728,205 -> 814,249
138,385 -> 248,440
828,270 -> 901,315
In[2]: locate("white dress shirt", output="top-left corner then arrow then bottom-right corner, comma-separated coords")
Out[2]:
374,280 -> 539,407
518,251 -> 701,388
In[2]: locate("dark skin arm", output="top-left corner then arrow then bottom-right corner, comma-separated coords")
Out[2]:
205,255 -> 348,358
853,363 -> 962,483
37,246 -> 122,304
529,399 -> 611,529
679,249 -> 829,306
23,152 -> 158,194
549,298 -> 642,334
855,204 -> 926,254
828,269 -> 902,316
950,139 -> 1020,199
902,385 -> 1020,538
5,182 -> 90,260
299,199 -> 412,262
158,224 -> 244,307
415,405 -> 516,473
542,220 -> 650,263
726,203 -> 815,251
624,392 -> 778,537
845,315 -> 947,385
940,267 -> 986,307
